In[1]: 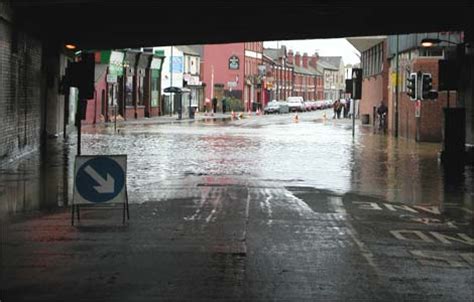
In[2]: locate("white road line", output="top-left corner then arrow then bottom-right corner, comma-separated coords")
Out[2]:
205,208 -> 217,224
329,196 -> 347,215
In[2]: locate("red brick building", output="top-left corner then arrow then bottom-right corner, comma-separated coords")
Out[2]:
263,47 -> 293,103
288,51 -> 322,100
348,36 -> 389,125
201,42 -> 263,111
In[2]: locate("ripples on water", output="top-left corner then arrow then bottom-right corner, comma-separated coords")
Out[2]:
1,115 -> 472,216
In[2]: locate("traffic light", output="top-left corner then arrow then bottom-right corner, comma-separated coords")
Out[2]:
406,72 -> 417,100
63,52 -> 95,100
421,73 -> 438,100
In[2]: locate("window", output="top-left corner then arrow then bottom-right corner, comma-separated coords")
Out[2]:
419,48 -> 443,57
362,42 -> 384,78
125,75 -> 134,106
138,76 -> 144,105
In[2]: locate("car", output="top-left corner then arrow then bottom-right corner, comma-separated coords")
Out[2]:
287,96 -> 305,112
264,100 -> 289,114
277,101 -> 290,113
315,100 -> 325,110
304,101 -> 313,111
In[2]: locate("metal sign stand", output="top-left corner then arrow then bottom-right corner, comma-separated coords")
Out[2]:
71,186 -> 129,226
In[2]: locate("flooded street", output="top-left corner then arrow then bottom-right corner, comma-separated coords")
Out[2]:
2,110 -> 473,301
2,109 -> 472,215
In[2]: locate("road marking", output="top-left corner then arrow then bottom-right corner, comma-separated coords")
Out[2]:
353,201 -> 383,211
413,205 -> 441,215
390,230 -> 435,243
383,203 -> 418,213
429,232 -> 474,246
410,250 -> 473,268
205,208 -> 217,223
329,196 -> 346,214
263,189 -> 274,225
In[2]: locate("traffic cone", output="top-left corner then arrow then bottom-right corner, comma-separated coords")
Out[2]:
294,112 -> 299,123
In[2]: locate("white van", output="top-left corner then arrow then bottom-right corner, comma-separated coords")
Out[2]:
286,96 -> 305,112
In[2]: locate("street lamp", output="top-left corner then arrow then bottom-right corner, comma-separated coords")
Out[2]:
420,38 -> 457,48
420,37 -> 466,164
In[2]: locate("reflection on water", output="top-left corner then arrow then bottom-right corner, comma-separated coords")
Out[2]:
1,117 -> 472,219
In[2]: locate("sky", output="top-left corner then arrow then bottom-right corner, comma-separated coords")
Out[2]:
264,38 -> 360,66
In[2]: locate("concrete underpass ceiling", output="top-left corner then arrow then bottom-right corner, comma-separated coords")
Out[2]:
12,1 -> 474,50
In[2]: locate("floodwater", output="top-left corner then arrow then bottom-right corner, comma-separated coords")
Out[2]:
1,110 -> 472,218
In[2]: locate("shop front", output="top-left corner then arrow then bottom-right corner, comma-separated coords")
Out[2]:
147,54 -> 165,117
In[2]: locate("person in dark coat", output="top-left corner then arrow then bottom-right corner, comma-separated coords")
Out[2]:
222,98 -> 226,114
212,97 -> 217,114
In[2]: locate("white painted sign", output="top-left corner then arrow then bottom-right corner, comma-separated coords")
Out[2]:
73,155 -> 127,205
107,74 -> 118,83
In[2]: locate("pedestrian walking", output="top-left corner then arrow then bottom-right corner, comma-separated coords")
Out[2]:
342,100 -> 347,118
333,99 -> 339,119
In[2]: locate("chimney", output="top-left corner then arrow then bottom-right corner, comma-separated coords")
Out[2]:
295,52 -> 301,67
309,52 -> 319,68
302,53 -> 309,68
287,49 -> 294,64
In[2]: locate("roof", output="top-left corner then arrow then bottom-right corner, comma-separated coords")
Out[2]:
346,36 -> 387,52
176,45 -> 200,56
317,59 -> 338,71
318,56 -> 343,69
263,47 -> 285,61
293,64 -> 322,76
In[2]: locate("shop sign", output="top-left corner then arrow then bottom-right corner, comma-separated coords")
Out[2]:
107,74 -> 117,83
171,56 -> 183,73
109,51 -> 124,77
229,55 -> 240,70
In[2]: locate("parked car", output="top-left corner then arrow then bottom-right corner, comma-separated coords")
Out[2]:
315,100 -> 325,110
287,96 -> 305,112
277,101 -> 290,113
323,99 -> 334,108
264,100 -> 289,114
304,101 -> 313,111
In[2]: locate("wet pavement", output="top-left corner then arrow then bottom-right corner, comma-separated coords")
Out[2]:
1,109 -> 473,301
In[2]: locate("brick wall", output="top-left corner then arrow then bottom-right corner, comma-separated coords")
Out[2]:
0,13 -> 43,165
361,75 -> 384,124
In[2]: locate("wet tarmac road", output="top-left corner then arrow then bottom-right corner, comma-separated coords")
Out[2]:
1,110 -> 473,301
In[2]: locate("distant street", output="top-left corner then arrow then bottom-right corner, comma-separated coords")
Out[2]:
2,109 -> 473,301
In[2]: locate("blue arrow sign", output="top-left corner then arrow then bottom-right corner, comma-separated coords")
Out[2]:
75,156 -> 126,203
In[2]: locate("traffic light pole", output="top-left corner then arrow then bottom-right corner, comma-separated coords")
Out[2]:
447,90 -> 450,108
352,79 -> 356,138
77,100 -> 82,156
395,34 -> 400,138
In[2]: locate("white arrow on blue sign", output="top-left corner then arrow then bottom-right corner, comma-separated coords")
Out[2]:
73,155 -> 127,204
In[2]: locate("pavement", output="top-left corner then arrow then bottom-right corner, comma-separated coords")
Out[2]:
82,112 -> 235,129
